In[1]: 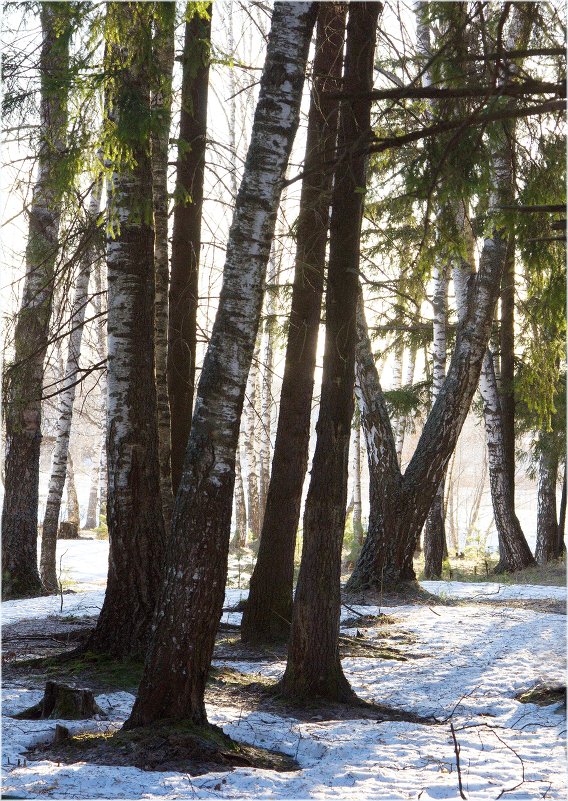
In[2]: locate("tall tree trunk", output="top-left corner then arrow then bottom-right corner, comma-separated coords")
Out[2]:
500,244 -> 516,498
352,419 -> 364,545
233,447 -> 247,547
241,3 -> 346,644
244,338 -> 261,541
84,438 -> 103,530
535,439 -> 559,564
126,2 -> 317,728
423,263 -> 448,579
392,341 -> 406,465
2,3 -> 71,600
40,180 -> 102,590
556,466 -> 566,557
87,2 -> 166,658
151,2 -> 176,526
168,5 -> 211,495
280,1 -> 380,704
258,248 -> 278,529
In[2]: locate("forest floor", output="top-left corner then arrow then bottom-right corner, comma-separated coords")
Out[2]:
2,538 -> 566,800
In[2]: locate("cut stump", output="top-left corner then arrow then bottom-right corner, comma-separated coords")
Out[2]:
12,681 -> 106,720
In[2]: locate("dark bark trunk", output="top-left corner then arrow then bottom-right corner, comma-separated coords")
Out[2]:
241,2 -> 346,644
423,479 -> 446,579
280,1 -> 380,703
168,7 -> 211,495
87,2 -> 166,658
125,2 -> 316,728
2,4 -> 70,600
535,442 -> 559,564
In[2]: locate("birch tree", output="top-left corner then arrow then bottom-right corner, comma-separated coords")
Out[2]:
126,1 -> 317,728
40,179 -> 103,590
241,2 -> 346,644
87,1 -> 166,657
2,3 -> 72,599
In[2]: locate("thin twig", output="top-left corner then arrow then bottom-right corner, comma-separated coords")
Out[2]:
450,721 -> 467,800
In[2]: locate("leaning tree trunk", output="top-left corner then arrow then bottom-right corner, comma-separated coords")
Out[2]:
87,2 -> 166,658
423,262 -> 448,579
40,180 -> 102,590
126,2 -> 317,728
2,3 -> 71,600
168,5 -> 211,495
535,440 -> 559,564
241,2 -> 346,644
151,2 -> 176,527
280,1 -> 380,704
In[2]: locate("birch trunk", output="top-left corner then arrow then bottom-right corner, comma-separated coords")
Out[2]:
2,3 -> 71,599
126,2 -> 316,727
64,452 -> 80,530
535,439 -> 559,564
241,3 -> 346,644
258,248 -> 278,529
87,2 -> 166,657
423,262 -> 448,578
353,420 -> 363,545
556,467 -> 566,557
234,447 -> 247,547
280,1 -> 380,703
151,3 -> 176,526
40,181 -> 102,590
168,6 -> 211,495
84,438 -> 103,529
392,342 -> 405,465
244,338 -> 261,540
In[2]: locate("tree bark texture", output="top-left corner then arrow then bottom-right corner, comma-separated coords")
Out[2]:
233,447 -> 247,547
151,2 -> 176,527
168,6 -> 211,495
258,248 -> 278,530
280,1 -> 380,703
244,337 -> 261,541
126,2 -> 317,727
499,243 -> 516,498
2,3 -> 71,599
87,2 -> 166,657
352,420 -> 364,545
423,262 -> 448,579
40,181 -> 102,590
241,3 -> 346,644
557,467 -> 566,557
535,439 -> 559,564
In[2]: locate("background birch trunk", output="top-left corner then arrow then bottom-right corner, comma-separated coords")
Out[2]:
280,1 -> 380,703
40,180 -> 103,590
258,247 -> 278,529
87,1 -> 166,657
535,437 -> 559,564
241,2 -> 346,644
151,2 -> 176,526
168,5 -> 211,495
126,2 -> 317,727
2,3 -> 71,599
244,338 -> 261,541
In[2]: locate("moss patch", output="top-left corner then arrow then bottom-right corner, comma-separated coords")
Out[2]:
28,720 -> 299,775
515,683 -> 566,707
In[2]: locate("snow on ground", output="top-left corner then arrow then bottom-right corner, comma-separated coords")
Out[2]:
420,580 -> 567,601
2,540 -> 566,799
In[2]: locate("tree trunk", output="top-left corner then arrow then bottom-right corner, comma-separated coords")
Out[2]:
241,2 -> 346,644
280,1 -> 380,704
392,342 -> 406,465
352,420 -> 363,545
479,351 -> 535,571
168,6 -> 211,495
40,180 -> 102,590
244,337 -> 261,541
84,438 -> 103,529
126,2 -> 316,728
87,2 -> 166,658
535,440 -> 559,564
151,2 -> 176,526
423,262 -> 448,579
233,447 -> 247,547
347,199 -> 510,593
65,452 -> 80,530
556,466 -> 566,557
500,244 -> 516,498
2,3 -> 71,600
258,248 -> 278,529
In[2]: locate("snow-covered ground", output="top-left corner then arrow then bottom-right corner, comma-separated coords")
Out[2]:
2,540 -> 566,800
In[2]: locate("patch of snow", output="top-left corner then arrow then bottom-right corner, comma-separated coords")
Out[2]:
421,580 -> 567,602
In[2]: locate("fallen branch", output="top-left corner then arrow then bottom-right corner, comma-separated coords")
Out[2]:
450,721 -> 467,800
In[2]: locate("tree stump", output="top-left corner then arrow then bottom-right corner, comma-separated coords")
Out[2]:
13,681 -> 106,720
58,521 -> 79,539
